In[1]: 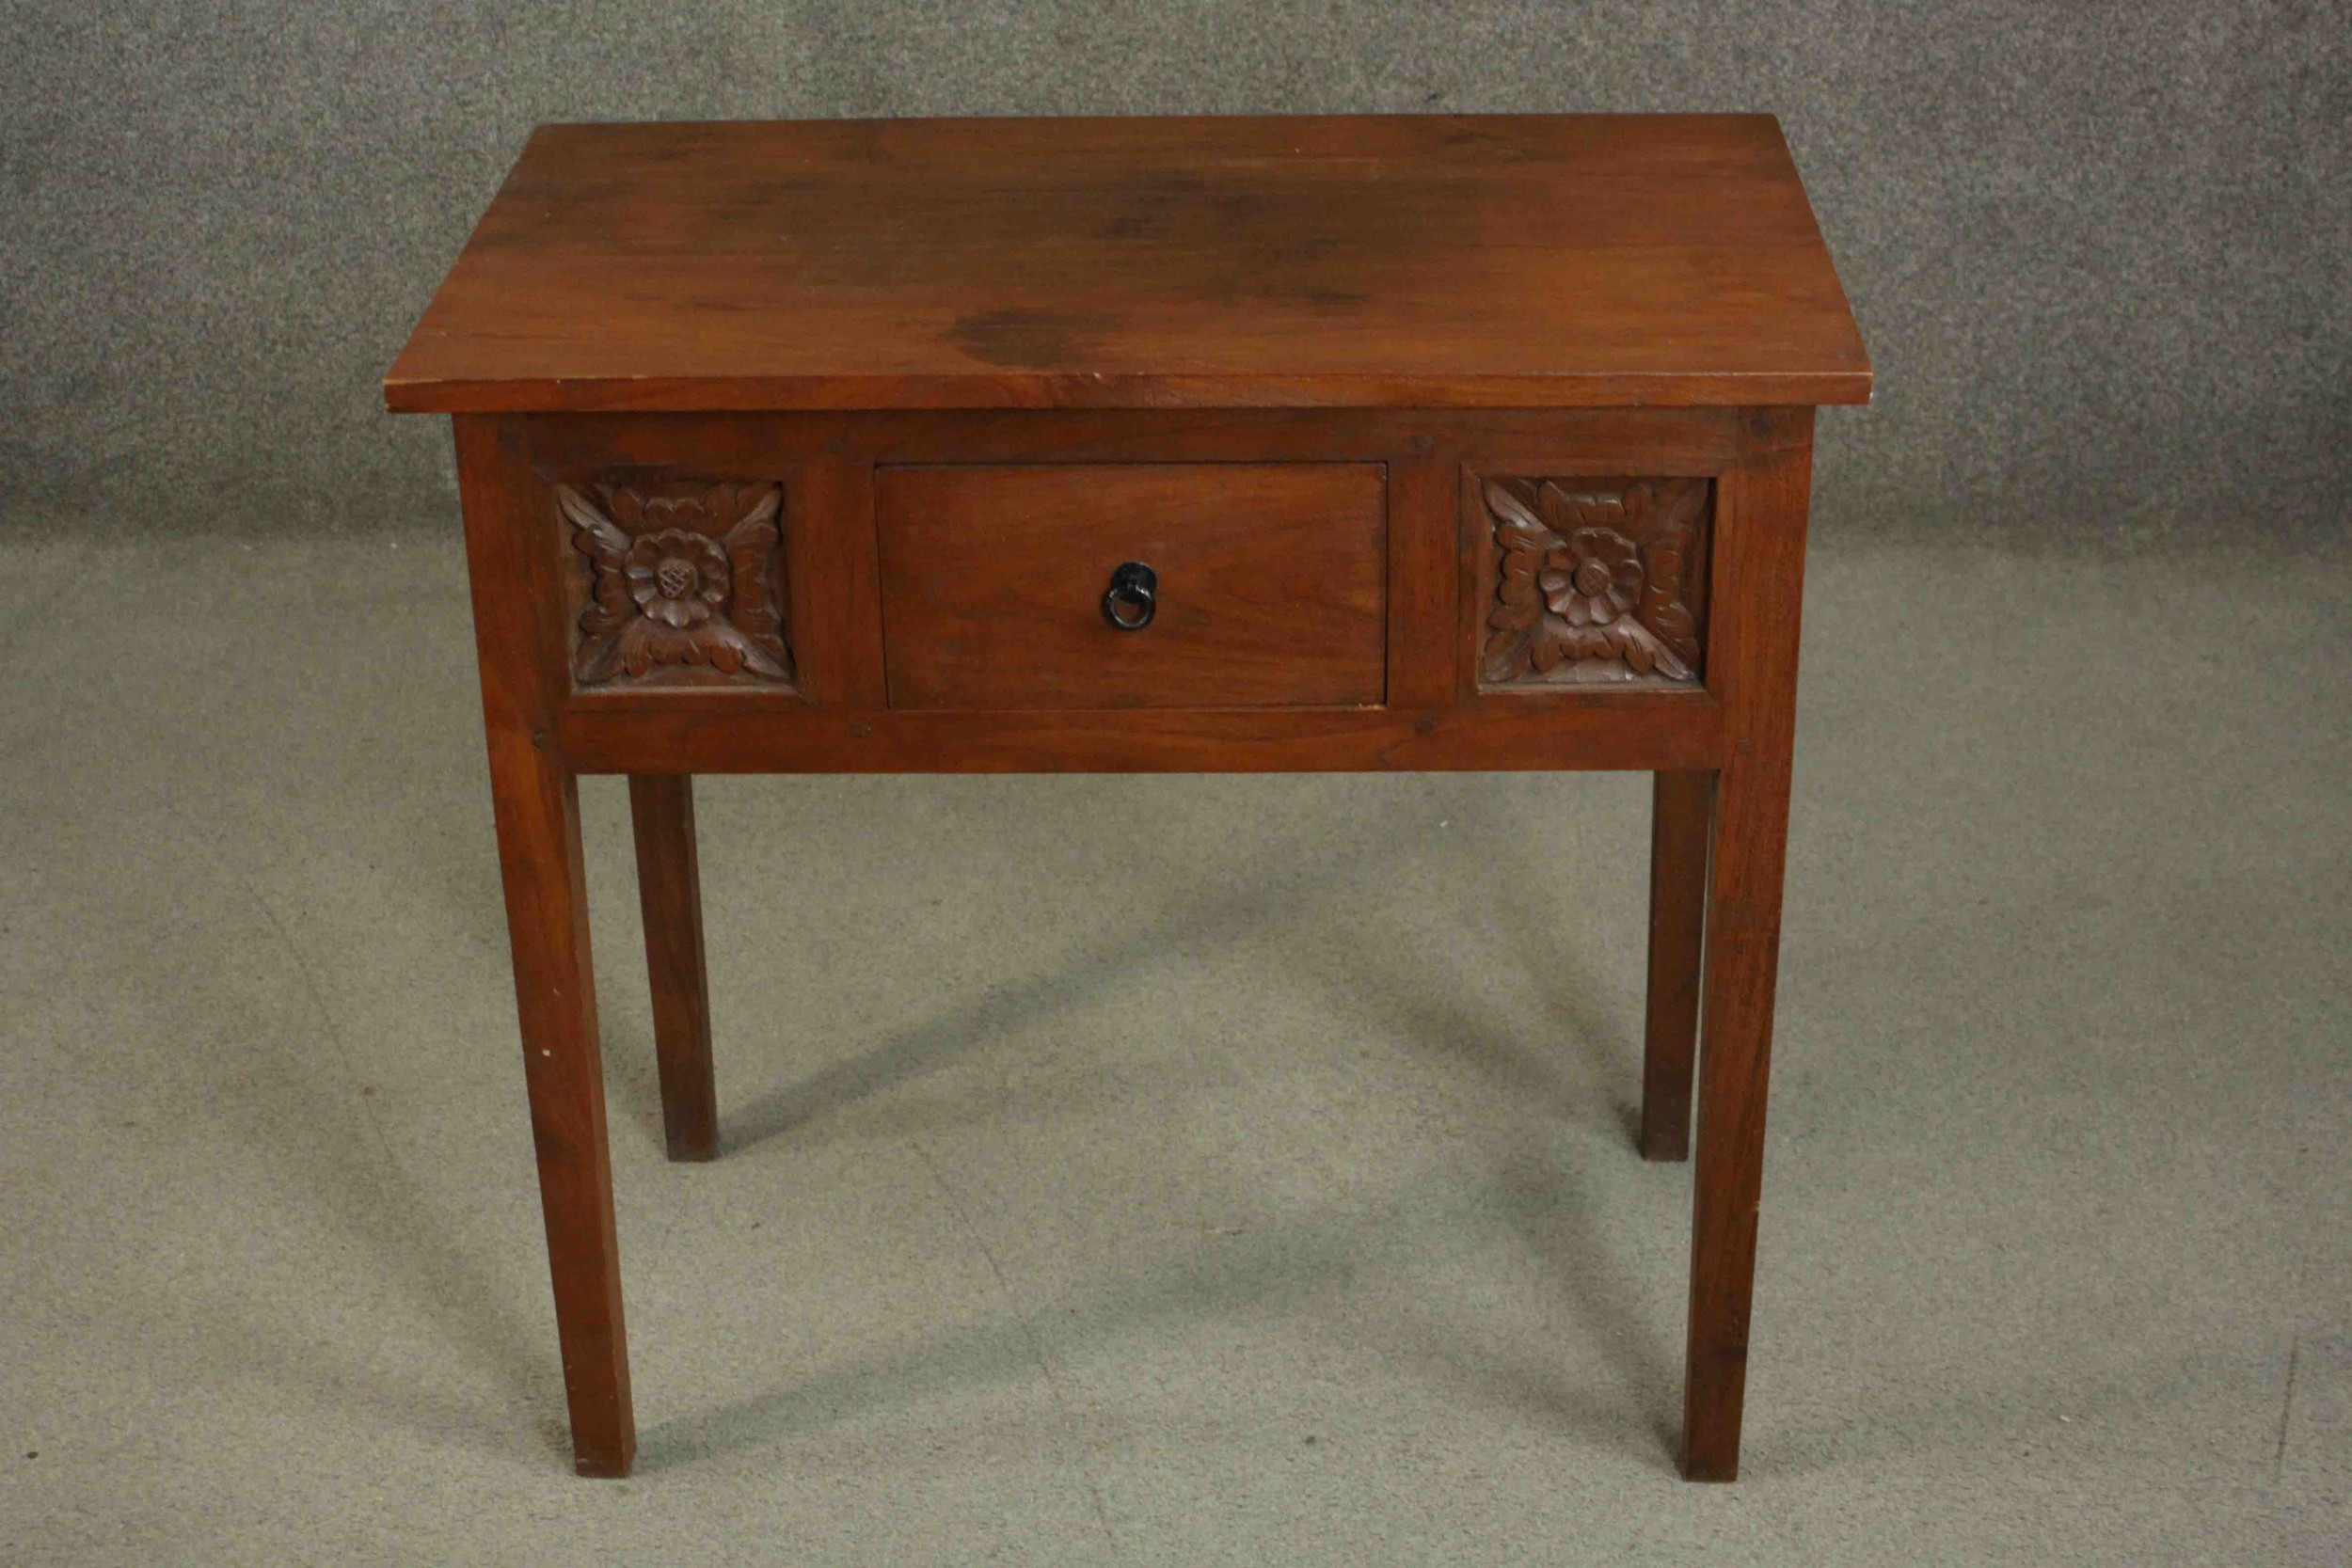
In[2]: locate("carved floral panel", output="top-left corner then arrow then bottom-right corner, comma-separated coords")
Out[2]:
557,480 -> 793,689
1476,475 -> 1709,689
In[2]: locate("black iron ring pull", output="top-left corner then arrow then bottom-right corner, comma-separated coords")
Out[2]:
1102,561 -> 1157,631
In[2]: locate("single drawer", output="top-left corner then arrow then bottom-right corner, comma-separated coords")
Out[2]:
877,464 -> 1387,709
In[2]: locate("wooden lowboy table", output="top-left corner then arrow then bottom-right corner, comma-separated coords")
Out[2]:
385,114 -> 1869,1481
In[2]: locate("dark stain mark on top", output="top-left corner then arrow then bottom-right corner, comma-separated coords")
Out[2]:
947,308 -> 1110,369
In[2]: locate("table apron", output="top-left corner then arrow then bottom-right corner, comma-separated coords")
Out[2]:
548,694 -> 1724,774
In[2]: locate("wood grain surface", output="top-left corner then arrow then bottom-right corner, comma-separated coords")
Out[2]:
385,115 -> 1870,412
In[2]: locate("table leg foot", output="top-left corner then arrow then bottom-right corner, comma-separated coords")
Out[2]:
573,1444 -> 637,1479
1680,1447 -> 1739,1483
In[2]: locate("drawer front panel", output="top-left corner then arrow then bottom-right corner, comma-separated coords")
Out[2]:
878,464 -> 1387,709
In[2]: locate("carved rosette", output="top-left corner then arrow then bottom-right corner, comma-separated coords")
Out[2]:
558,481 -> 792,688
1478,476 -> 1709,688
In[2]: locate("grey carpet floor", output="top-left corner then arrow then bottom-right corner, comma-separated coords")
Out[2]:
0,531 -> 2344,1564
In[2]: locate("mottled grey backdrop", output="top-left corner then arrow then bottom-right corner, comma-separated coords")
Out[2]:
3,1 -> 2345,546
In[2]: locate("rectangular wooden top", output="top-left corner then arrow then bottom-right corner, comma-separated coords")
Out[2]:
385,115 -> 1869,414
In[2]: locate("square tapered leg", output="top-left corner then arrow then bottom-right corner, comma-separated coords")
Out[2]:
1642,769 -> 1713,1161
1681,410 -> 1812,1482
485,738 -> 636,1477
459,417 -> 636,1478
628,773 -> 718,1163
